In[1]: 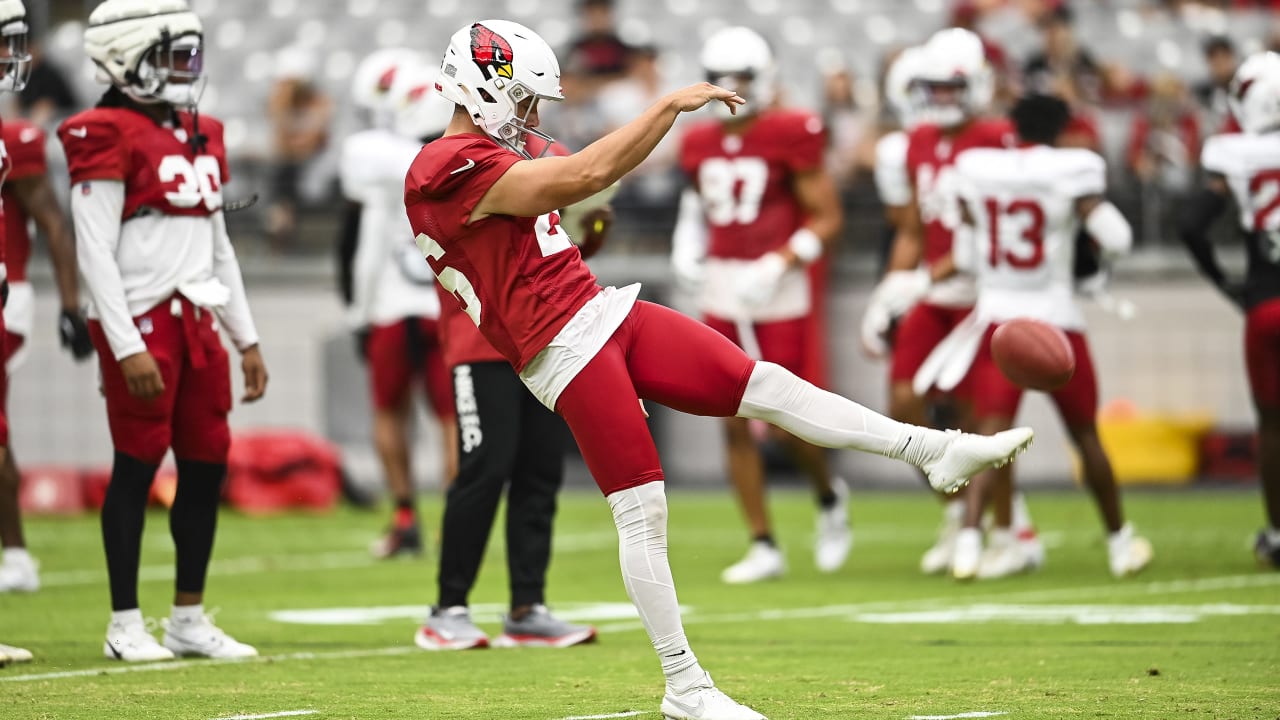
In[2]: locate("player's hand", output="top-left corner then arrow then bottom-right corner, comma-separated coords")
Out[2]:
671,251 -> 706,295
120,351 -> 165,400
58,308 -> 95,361
860,299 -> 892,359
874,269 -> 931,318
735,252 -> 788,309
241,344 -> 268,403
666,83 -> 745,115
577,207 -> 613,260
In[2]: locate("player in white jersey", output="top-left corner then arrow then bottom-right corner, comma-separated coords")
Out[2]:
925,94 -> 1152,578
1178,52 -> 1280,568
341,53 -> 458,559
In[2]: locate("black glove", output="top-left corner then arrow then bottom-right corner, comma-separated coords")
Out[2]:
354,327 -> 370,362
59,308 -> 95,361
1,279 -> 7,309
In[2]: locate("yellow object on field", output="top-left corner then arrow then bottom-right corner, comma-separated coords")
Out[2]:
1074,400 -> 1214,485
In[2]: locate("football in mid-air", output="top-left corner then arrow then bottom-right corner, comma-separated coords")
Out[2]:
990,319 -> 1076,392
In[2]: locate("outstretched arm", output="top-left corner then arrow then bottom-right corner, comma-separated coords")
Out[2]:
1177,175 -> 1235,301
473,84 -> 743,220
13,175 -> 79,312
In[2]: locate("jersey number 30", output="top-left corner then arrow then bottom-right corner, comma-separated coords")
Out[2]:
983,197 -> 1046,269
159,155 -> 222,211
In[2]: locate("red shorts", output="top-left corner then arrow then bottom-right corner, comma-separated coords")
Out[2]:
969,324 -> 1099,427
1245,298 -> 1280,410
556,301 -> 756,496
890,303 -> 973,388
89,295 -> 232,465
703,313 -> 820,384
366,317 -> 455,418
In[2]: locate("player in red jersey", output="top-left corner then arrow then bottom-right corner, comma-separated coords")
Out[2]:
862,28 -> 1043,577
58,0 -> 265,662
407,20 -> 1033,719
1179,52 -> 1280,569
672,27 -> 849,585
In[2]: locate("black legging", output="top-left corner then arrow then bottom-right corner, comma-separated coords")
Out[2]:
436,361 -> 567,609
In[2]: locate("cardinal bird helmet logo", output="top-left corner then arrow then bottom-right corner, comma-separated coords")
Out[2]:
469,23 -> 514,80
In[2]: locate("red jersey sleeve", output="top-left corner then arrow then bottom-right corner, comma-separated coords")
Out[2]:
197,115 -> 230,184
5,123 -> 46,181
781,111 -> 827,172
58,113 -> 128,184
407,136 -> 522,229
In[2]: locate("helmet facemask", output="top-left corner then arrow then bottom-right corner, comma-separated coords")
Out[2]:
0,17 -> 30,93
462,76 -> 559,159
125,32 -> 205,107
911,77 -> 971,128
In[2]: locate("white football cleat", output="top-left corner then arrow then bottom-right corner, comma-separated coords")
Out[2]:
921,502 -> 964,575
720,541 -> 785,585
661,672 -> 767,720
814,478 -> 852,573
921,428 -> 1034,495
951,527 -> 983,581
0,552 -> 39,593
162,615 -> 258,659
104,618 -> 176,662
977,529 -> 1033,579
0,642 -> 33,664
1108,523 -> 1153,578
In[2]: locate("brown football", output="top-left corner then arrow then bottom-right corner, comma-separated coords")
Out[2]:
990,318 -> 1076,392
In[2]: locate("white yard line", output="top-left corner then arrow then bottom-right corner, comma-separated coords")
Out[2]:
907,713 -> 1007,720
39,551 -> 376,588
0,646 -> 416,683
556,712 -> 647,720
212,711 -> 318,720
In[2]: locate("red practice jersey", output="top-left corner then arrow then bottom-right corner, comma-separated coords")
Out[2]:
404,133 -> 602,373
906,118 -> 1013,265
58,107 -> 229,220
679,108 -> 826,260
0,115 -> 11,277
2,120 -> 47,283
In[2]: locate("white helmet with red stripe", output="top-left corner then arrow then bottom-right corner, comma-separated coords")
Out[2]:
351,47 -> 422,125
389,64 -> 454,141
1230,51 -> 1280,135
912,28 -> 993,128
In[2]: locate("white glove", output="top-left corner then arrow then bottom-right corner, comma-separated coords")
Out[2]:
671,250 -> 707,295
873,268 -> 931,318
860,297 -> 892,359
734,252 -> 789,309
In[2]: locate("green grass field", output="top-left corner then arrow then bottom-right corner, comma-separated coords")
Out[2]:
1,489 -> 1277,720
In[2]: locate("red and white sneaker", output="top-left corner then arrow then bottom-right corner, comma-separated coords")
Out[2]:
492,605 -> 597,648
414,606 -> 489,650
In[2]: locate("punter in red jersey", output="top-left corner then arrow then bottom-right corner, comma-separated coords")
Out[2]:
58,0 -> 265,663
406,20 -> 1033,719
672,27 -> 849,585
1179,52 -> 1280,569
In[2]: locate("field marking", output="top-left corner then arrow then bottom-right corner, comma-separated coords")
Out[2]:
40,551 -> 376,588
268,602 -> 656,626
908,713 -> 1007,720
558,707 -> 650,712
212,711 -> 318,720
0,646 -> 415,684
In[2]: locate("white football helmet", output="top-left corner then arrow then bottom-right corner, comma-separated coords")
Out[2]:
390,64 -> 454,142
0,0 -> 30,93
884,45 -> 925,129
351,47 -> 422,127
912,28 -> 993,128
700,26 -> 774,118
437,20 -> 563,159
1230,51 -> 1280,135
84,0 -> 204,107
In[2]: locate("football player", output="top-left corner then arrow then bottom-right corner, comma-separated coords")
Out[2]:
59,0 -> 265,661
341,49 -> 457,559
862,28 -> 1042,576
924,93 -> 1153,579
407,20 -> 1032,718
672,27 -> 849,584
1178,52 -> 1280,568
0,0 -> 35,666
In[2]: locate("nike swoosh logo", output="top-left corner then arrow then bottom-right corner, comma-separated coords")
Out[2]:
664,649 -> 687,657
666,695 -> 705,716
68,127 -> 88,138
449,158 -> 476,175
531,70 -> 545,77
106,641 -> 123,660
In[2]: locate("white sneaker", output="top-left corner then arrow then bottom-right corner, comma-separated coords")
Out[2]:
0,642 -> 33,664
162,614 -> 258,659
415,606 -> 490,650
661,672 -> 767,720
0,552 -> 39,593
920,503 -> 964,575
920,428 -> 1034,495
720,541 -> 785,584
1017,528 -> 1046,570
977,529 -> 1033,579
951,527 -> 983,581
104,618 -> 176,662
1108,523 -> 1153,578
814,478 -> 852,573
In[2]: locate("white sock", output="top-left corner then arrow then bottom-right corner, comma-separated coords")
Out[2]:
736,362 -> 947,467
1012,492 -> 1034,532
607,482 -> 705,690
2,547 -> 31,564
943,499 -> 965,524
171,604 -> 203,624
111,608 -> 144,627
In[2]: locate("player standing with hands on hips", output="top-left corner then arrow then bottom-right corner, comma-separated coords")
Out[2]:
58,0 -> 266,662
407,20 -> 1033,719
